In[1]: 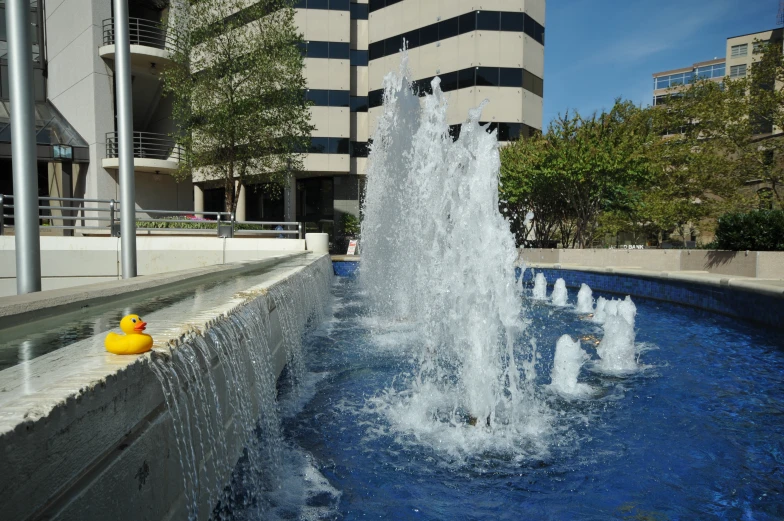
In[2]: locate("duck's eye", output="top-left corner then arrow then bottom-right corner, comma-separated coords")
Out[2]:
131,318 -> 137,323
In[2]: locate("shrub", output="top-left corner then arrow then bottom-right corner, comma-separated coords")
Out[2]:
714,210 -> 784,251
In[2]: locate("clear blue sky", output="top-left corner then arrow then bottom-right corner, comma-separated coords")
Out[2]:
543,0 -> 779,128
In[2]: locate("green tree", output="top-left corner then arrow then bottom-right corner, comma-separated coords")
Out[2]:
163,0 -> 313,214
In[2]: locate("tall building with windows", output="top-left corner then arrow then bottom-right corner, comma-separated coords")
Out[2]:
2,0 -> 545,248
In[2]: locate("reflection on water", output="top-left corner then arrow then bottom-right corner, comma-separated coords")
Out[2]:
0,266 -> 277,371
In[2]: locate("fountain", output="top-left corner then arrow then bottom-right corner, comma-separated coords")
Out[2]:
551,278 -> 569,307
592,296 -> 608,323
532,272 -> 548,300
548,334 -> 593,397
360,54 -> 549,453
575,283 -> 594,313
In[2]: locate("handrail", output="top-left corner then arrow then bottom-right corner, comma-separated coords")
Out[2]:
105,131 -> 183,162
101,17 -> 182,52
1,194 -> 304,239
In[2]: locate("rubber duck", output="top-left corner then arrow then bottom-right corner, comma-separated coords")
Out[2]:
105,314 -> 153,355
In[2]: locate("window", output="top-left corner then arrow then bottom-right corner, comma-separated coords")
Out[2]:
309,137 -> 329,153
500,12 -> 524,32
499,68 -> 523,87
476,67 -> 499,86
368,0 -> 384,12
306,41 -> 329,58
368,41 -> 384,60
523,70 -> 543,96
293,0 -> 307,7
458,68 -> 475,89
655,76 -> 669,89
524,15 -> 545,45
439,71 -> 458,92
330,90 -> 350,107
731,44 -> 748,58
419,22 -> 439,46
439,17 -> 459,40
402,29 -> 419,49
753,41 -> 768,54
350,96 -> 368,112
730,64 -> 747,78
305,89 -> 330,106
369,89 -> 383,108
350,141 -> 369,157
329,0 -> 350,11
713,64 -> 725,77
307,0 -> 329,9
350,2 -> 368,19
458,12 -> 476,34
329,42 -> 350,60
329,138 -> 350,154
350,49 -> 368,66
476,11 -> 500,31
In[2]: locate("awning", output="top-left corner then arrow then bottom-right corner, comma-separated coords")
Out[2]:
0,100 -> 90,163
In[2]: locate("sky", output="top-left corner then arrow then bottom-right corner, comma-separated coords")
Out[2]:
543,0 -> 779,127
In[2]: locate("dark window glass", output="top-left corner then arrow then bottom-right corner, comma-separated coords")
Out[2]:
350,96 -> 368,112
523,70 -> 543,96
308,0 -> 328,9
293,0 -> 307,8
403,29 -> 419,49
331,138 -> 350,154
413,76 -> 434,96
458,67 -> 475,89
296,41 -> 307,56
369,89 -> 384,107
368,0 -> 384,13
439,17 -> 458,40
496,123 -> 509,141
350,2 -> 368,19
306,89 -> 330,105
476,67 -> 498,86
329,42 -> 350,59
524,15 -> 544,45
448,124 -> 461,141
500,12 -> 524,32
310,137 -> 329,153
307,41 -> 329,58
458,12 -> 475,34
369,40 -> 384,60
499,67 -> 523,87
476,11 -> 499,31
350,141 -> 369,157
330,90 -> 350,107
386,0 -> 402,6
508,123 -> 522,141
350,49 -> 368,66
440,71 -> 458,92
419,22 -> 438,46
329,0 -> 350,10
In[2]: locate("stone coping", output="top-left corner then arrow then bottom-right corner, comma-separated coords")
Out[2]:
0,252 -> 328,438
525,263 -> 784,298
331,255 -> 360,261
0,251 -> 305,329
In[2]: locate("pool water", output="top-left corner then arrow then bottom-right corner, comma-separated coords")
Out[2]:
271,276 -> 784,520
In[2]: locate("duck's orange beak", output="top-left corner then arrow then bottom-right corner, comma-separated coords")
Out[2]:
134,321 -> 147,332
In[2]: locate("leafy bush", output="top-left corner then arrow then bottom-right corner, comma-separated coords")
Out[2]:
342,213 -> 361,236
136,215 -> 284,232
714,210 -> 784,251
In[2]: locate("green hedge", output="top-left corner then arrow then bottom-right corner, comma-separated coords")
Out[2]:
714,210 -> 784,251
135,217 -> 286,231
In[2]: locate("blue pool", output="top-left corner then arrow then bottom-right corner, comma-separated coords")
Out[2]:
271,276 -> 784,520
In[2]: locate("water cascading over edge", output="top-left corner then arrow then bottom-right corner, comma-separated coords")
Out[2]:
360,53 -> 550,455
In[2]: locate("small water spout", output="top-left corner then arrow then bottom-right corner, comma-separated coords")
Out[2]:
532,273 -> 548,300
551,278 -> 568,307
592,296 -> 607,323
575,283 -> 594,313
596,296 -> 638,373
549,334 -> 593,397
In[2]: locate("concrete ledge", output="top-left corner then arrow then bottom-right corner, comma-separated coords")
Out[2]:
0,252 -> 303,330
0,253 -> 331,521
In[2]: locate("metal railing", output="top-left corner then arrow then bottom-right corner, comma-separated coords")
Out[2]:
0,195 -> 304,239
106,131 -> 183,162
102,17 -> 182,52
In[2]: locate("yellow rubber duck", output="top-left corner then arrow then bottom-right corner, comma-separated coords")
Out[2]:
105,314 -> 153,355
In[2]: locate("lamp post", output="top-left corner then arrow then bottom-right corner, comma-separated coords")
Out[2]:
6,0 -> 42,294
113,0 -> 138,278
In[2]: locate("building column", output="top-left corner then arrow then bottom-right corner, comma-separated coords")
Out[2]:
193,184 -> 204,214
235,181 -> 246,222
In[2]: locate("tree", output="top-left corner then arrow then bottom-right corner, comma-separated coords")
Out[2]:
163,0 -> 313,215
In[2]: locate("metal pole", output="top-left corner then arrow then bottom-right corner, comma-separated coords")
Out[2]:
113,0 -> 137,278
6,0 -> 42,294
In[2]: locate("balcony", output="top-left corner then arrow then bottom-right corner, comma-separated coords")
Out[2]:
102,132 -> 182,174
98,18 -> 182,69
